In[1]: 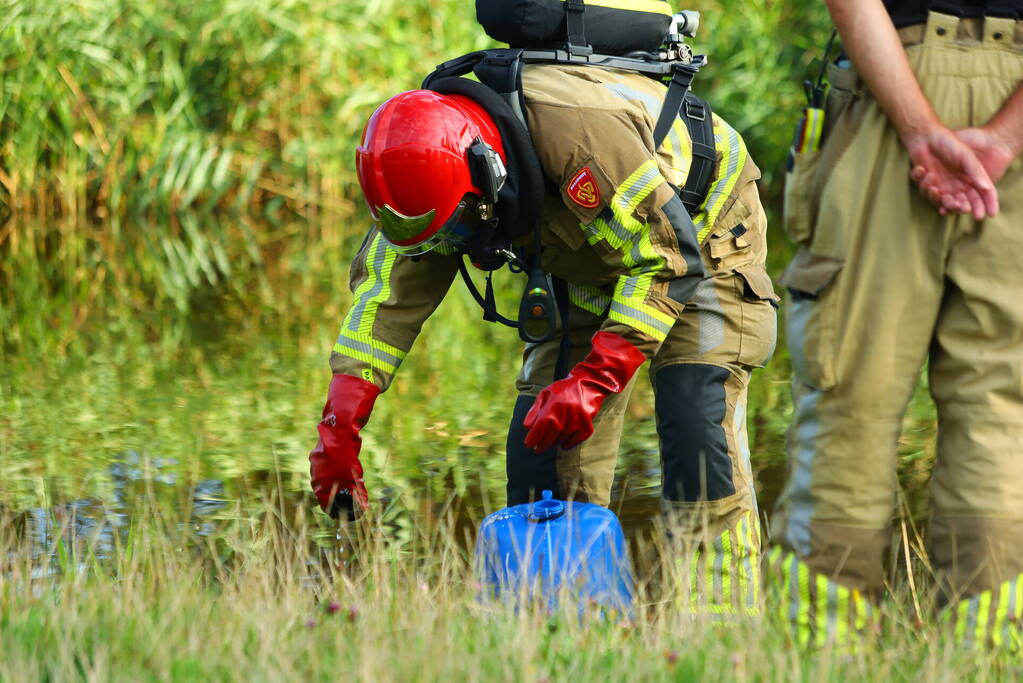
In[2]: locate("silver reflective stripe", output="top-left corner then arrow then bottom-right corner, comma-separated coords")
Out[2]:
618,163 -> 661,209
610,299 -> 673,336
603,82 -> 663,121
788,553 -> 802,626
740,515 -> 757,609
787,295 -> 812,384
964,594 -> 981,650
782,385 -> 821,557
334,334 -> 404,371
712,533 -> 726,602
733,393 -> 759,519
584,208 -> 634,245
689,277 -> 725,353
568,284 -> 611,315
825,579 -> 839,643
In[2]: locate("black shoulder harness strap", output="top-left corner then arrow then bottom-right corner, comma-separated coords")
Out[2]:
424,47 -> 716,213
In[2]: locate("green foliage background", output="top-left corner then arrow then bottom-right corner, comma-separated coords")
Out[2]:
0,0 -> 937,551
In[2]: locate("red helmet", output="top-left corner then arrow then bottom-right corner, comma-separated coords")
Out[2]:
356,90 -> 507,255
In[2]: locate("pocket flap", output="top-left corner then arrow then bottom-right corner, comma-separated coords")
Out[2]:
780,247 -> 844,296
735,264 -> 780,303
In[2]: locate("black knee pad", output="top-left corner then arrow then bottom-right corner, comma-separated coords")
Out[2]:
505,393 -> 561,506
654,363 -> 735,502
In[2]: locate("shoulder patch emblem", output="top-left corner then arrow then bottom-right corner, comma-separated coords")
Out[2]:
566,167 -> 601,209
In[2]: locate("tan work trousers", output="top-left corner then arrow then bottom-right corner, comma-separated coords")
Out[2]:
773,10 -> 1023,630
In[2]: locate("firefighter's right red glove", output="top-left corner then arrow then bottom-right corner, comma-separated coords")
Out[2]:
309,373 -> 381,520
523,331 -> 645,453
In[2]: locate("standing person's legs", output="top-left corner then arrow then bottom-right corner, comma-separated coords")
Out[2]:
770,47 -> 952,644
926,19 -> 1023,646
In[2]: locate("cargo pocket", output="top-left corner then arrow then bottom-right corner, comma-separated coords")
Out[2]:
783,148 -> 822,246
783,62 -> 861,247
735,264 -> 780,369
781,247 -> 845,390
705,196 -> 755,272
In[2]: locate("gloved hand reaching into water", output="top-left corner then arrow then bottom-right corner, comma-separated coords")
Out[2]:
523,331 -> 645,453
309,374 -> 380,520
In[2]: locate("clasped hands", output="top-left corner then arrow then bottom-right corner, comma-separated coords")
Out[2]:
906,123 -> 1015,220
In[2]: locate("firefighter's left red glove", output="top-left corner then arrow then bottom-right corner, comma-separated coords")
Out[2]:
309,374 -> 381,519
523,331 -> 645,453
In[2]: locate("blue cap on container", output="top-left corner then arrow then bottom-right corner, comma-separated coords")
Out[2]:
530,490 -> 565,521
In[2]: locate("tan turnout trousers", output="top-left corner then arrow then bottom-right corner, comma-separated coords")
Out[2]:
771,12 -> 1023,648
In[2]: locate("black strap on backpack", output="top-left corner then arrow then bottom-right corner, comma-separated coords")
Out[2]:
564,0 -> 593,56
677,95 -> 716,213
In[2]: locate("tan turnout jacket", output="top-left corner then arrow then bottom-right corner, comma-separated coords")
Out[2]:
331,64 -> 762,389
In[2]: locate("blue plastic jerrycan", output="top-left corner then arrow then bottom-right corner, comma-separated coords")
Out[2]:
474,490 -> 633,614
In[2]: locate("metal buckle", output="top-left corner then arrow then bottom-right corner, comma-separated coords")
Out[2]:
683,97 -> 706,122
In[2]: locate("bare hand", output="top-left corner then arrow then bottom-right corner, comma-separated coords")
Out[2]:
907,127 -> 998,219
955,127 -> 1016,185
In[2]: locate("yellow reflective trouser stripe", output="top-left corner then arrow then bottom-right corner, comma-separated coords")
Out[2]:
335,233 -> 402,373
692,118 -> 748,243
815,573 -> 830,648
559,0 -> 672,16
976,589 -> 992,650
683,512 -> 761,616
766,548 -> 872,648
954,595 -> 971,646
568,284 -> 611,316
947,572 -> 1023,650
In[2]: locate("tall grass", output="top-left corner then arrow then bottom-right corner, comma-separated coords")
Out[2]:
0,498 -> 1012,681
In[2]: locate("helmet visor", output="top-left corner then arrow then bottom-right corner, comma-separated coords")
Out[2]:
378,197 -> 477,256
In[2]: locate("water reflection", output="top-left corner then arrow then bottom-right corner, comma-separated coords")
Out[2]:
7,445 -> 676,577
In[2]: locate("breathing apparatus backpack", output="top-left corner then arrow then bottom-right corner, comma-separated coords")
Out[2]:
421,1 -> 717,350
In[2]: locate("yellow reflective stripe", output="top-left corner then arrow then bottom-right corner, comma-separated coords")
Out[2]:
343,232 -> 399,338
747,515 -> 761,608
333,331 -> 406,375
736,517 -> 750,611
693,118 -> 748,243
976,589 -> 992,650
795,555 -> 812,646
720,528 -> 733,609
689,549 -> 703,609
815,573 -> 830,648
664,118 -> 692,187
993,581 -> 1010,648
616,162 -> 664,214
560,0 -> 672,15
586,214 -> 631,250
805,108 -> 825,152
835,582 -> 850,645
608,295 -> 674,341
954,598 -> 971,644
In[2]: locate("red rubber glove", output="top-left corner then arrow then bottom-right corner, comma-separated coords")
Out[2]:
309,374 -> 381,519
523,331 -> 645,453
